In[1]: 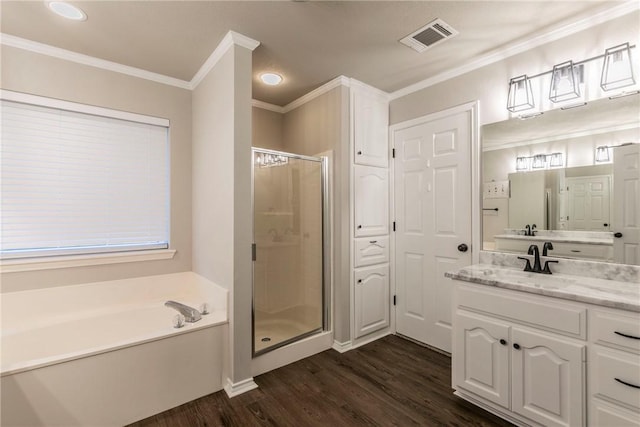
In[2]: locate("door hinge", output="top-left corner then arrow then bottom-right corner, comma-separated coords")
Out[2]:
393,221 -> 396,232
251,243 -> 256,261
392,148 -> 396,158
393,295 -> 397,306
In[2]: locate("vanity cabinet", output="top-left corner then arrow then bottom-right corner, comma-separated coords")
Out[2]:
350,79 -> 390,344
588,308 -> 640,426
453,282 -> 587,427
494,236 -> 613,261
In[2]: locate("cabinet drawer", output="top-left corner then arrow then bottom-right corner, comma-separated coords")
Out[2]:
456,284 -> 586,339
354,236 -> 389,267
590,309 -> 640,353
591,346 -> 640,411
590,399 -> 640,427
551,241 -> 613,261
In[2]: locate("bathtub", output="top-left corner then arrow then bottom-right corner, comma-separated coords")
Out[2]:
1,272 -> 228,426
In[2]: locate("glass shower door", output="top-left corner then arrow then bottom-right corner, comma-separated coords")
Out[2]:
252,149 -> 326,355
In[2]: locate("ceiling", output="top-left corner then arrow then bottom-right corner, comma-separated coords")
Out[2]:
0,1 -> 626,106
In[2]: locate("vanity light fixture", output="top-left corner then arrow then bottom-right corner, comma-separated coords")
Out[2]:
601,43 -> 635,91
516,157 -> 529,171
549,61 -> 581,103
260,73 -> 283,86
595,146 -> 611,163
46,1 -> 87,21
507,75 -> 535,112
515,152 -> 564,171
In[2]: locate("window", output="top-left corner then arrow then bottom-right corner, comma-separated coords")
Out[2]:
1,91 -> 170,260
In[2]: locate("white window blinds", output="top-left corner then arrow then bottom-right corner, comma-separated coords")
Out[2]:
1,98 -> 170,259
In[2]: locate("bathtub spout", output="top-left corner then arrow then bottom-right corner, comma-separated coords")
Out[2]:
164,301 -> 202,323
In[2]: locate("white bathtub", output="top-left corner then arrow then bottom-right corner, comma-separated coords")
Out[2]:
1,272 -> 228,426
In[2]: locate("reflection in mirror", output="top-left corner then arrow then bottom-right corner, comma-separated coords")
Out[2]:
482,94 -> 640,265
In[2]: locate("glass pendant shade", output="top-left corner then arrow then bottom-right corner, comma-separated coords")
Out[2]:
507,75 -> 535,112
549,61 -> 581,103
601,43 -> 635,91
549,153 -> 563,167
516,157 -> 529,171
531,154 -> 546,169
595,146 -> 610,163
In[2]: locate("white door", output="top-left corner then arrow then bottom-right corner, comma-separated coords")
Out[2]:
354,165 -> 389,237
354,264 -> 389,339
394,108 -> 472,352
511,328 -> 585,427
613,144 -> 640,265
566,175 -> 611,231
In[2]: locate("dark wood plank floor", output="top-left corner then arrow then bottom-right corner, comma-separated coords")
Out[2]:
129,335 -> 513,427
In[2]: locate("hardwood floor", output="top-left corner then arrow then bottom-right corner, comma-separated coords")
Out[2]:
129,335 -> 513,427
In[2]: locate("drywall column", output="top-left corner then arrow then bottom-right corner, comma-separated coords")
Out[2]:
192,36 -> 257,396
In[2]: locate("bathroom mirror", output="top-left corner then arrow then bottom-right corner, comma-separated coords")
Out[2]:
481,94 -> 640,265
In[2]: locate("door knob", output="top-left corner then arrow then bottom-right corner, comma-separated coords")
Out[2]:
457,243 -> 468,252
614,232 -> 623,238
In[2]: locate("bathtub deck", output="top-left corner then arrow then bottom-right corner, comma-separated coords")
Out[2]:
129,335 -> 512,427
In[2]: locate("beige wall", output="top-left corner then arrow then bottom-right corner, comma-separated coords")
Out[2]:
192,45 -> 254,385
0,46 -> 192,293
252,107 -> 283,151
390,12 -> 640,127
281,85 -> 351,343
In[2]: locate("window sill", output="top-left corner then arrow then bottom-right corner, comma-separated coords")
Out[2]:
0,249 -> 176,273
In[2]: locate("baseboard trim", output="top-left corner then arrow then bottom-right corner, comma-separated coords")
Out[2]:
331,339 -> 353,353
223,377 -> 258,398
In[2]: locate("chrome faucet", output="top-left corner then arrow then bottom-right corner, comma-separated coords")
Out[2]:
164,300 -> 202,323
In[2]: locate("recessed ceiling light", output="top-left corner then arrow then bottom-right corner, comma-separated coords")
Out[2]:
260,73 -> 283,86
46,1 -> 87,21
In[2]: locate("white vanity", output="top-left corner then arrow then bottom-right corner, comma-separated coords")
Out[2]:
446,255 -> 640,427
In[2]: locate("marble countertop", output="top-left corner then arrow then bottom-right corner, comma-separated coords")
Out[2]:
445,264 -> 639,312
493,234 -> 613,246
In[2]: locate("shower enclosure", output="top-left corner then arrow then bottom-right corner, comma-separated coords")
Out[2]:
252,148 -> 329,356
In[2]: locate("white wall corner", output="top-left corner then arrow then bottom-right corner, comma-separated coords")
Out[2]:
190,30 -> 260,90
0,33 -> 191,90
282,75 -> 352,113
223,377 -> 259,398
331,340 -> 353,353
251,99 -> 285,114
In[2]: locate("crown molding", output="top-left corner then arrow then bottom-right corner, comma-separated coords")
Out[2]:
390,0 -> 640,101
190,30 -> 260,90
0,33 -> 192,90
251,99 -> 285,113
349,78 -> 391,100
282,75 -> 350,113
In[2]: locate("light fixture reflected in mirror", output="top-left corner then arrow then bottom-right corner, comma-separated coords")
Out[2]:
531,154 -> 546,169
595,146 -> 611,163
549,152 -> 563,167
516,157 -> 529,171
601,43 -> 635,91
550,61 -> 581,103
507,75 -> 535,112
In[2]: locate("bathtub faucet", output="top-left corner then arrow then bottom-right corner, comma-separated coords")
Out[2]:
164,300 -> 202,323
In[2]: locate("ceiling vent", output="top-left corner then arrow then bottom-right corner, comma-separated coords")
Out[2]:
400,18 -> 458,53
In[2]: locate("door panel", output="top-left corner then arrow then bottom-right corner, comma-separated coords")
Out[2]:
394,109 -> 472,352
354,165 -> 389,237
354,264 -> 389,338
613,144 -> 640,265
511,328 -> 585,427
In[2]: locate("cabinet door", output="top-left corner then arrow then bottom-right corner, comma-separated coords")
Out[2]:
354,264 -> 389,339
354,165 -> 389,237
511,328 -> 586,427
452,310 -> 510,408
353,88 -> 388,168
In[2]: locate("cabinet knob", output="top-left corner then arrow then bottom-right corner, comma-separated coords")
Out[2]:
614,232 -> 623,238
513,343 -> 521,350
499,339 -> 507,346
357,150 -> 362,155
357,279 -> 362,283
357,225 -> 362,229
